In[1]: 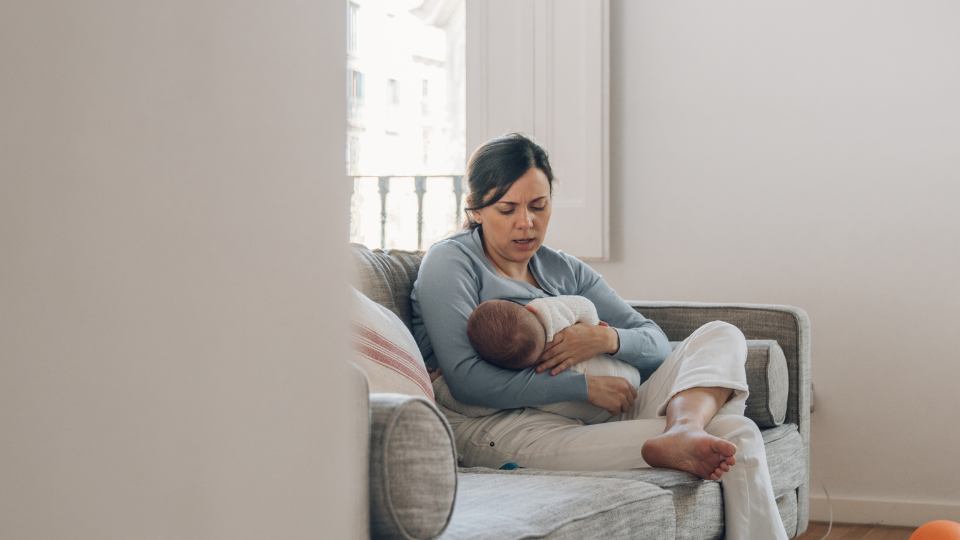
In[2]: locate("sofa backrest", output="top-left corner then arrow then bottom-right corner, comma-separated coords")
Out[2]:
351,243 -> 424,331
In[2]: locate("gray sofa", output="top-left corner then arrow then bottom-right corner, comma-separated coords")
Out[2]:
353,244 -> 811,539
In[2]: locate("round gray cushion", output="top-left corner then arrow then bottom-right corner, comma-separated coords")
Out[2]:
744,340 -> 789,427
369,394 -> 457,539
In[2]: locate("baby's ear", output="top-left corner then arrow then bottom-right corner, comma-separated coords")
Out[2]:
524,304 -> 539,314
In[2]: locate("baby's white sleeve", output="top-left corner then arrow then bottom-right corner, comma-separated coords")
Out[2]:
560,295 -> 601,326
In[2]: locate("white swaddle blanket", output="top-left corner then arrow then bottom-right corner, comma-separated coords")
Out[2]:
435,295 -> 642,424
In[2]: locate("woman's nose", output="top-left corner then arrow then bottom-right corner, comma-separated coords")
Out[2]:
515,208 -> 534,228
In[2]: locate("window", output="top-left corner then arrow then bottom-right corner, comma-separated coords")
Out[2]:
420,78 -> 430,115
387,78 -> 399,106
346,0 -> 465,251
347,2 -> 359,55
351,70 -> 364,102
466,1 -> 609,259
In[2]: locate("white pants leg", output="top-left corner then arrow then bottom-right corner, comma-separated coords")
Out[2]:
441,321 -> 787,539
707,415 -> 788,540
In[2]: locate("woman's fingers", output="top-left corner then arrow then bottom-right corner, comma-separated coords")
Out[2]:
540,334 -> 563,356
549,358 -> 575,376
537,354 -> 567,373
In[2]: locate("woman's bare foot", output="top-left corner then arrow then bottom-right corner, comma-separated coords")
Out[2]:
641,425 -> 737,480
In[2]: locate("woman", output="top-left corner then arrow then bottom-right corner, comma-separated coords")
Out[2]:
410,133 -> 787,540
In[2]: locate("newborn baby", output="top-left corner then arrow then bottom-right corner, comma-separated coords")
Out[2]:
434,295 -> 642,424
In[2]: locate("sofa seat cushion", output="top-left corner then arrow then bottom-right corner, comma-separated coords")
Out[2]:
761,424 -> 806,497
476,467 -> 722,540
456,423 -> 805,540
776,489 -> 799,538
442,470 -> 675,540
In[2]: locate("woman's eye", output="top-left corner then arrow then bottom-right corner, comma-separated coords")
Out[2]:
531,205 -> 546,211
497,209 -> 514,215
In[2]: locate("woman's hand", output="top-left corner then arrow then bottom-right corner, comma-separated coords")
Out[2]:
586,375 -> 638,416
536,323 -> 620,375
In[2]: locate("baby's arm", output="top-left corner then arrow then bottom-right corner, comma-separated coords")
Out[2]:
559,295 -> 601,326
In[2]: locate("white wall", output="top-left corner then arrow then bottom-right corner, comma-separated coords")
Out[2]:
595,0 -> 960,525
0,1 -> 364,538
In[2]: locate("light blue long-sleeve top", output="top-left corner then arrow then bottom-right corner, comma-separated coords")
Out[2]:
410,227 -> 672,409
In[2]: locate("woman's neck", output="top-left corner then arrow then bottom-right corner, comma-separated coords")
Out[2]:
483,244 -> 538,287
488,255 -> 528,281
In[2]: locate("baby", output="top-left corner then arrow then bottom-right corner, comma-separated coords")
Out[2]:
439,295 -> 641,424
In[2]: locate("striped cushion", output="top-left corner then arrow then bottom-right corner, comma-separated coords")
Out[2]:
352,288 -> 434,401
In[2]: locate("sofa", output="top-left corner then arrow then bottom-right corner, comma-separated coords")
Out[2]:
352,243 -> 811,539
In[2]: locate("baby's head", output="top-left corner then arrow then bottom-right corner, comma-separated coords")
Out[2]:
467,300 -> 546,370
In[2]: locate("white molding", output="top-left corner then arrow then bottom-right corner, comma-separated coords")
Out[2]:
810,495 -> 960,527
466,0 -> 609,260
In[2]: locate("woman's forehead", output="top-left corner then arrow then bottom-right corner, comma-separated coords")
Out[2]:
497,169 -> 551,202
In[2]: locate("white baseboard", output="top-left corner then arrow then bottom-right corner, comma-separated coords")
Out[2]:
810,495 -> 960,527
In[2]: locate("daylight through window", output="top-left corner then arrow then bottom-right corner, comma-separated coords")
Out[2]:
347,0 -> 466,251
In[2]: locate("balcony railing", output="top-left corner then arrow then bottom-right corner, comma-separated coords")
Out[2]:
350,174 -> 465,251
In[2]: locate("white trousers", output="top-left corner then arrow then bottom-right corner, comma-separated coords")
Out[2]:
439,321 -> 788,540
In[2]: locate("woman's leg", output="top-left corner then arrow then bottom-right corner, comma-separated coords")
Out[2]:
620,320 -> 750,478
448,405 -> 666,470
707,415 -> 789,540
628,320 -> 786,539
640,386 -> 738,480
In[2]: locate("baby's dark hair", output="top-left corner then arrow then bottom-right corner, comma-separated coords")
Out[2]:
466,300 -> 543,370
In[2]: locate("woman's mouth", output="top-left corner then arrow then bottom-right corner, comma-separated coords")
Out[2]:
512,238 -> 537,250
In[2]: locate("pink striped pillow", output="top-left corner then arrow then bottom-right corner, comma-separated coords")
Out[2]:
351,289 -> 434,401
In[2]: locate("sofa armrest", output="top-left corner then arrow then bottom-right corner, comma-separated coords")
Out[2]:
629,301 -> 811,533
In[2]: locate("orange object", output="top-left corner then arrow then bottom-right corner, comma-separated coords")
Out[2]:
910,520 -> 960,540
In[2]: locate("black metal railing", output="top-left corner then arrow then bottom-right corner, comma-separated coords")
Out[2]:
351,174 -> 464,251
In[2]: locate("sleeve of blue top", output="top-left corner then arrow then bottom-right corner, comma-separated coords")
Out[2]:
414,242 -> 589,409
568,253 -> 673,380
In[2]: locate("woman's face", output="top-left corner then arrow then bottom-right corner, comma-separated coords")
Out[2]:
473,167 -> 552,267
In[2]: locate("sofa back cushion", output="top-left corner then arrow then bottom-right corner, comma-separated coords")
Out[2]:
351,243 -> 423,331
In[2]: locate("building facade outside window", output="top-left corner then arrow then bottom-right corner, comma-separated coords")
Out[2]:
347,0 -> 465,251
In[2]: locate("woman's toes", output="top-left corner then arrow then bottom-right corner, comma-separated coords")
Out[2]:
712,438 -> 737,457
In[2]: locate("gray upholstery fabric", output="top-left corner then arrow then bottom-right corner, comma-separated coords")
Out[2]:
469,467 -> 722,540
744,340 -> 789,427
351,244 -> 423,331
762,424 -> 806,498
442,470 -> 675,540
369,394 -> 458,539
776,490 -> 799,538
631,301 -> 811,534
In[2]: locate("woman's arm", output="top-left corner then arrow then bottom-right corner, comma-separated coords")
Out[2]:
413,242 -> 588,409
571,255 -> 672,380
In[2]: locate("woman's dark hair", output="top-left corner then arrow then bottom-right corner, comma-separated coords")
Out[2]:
462,133 -> 554,229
